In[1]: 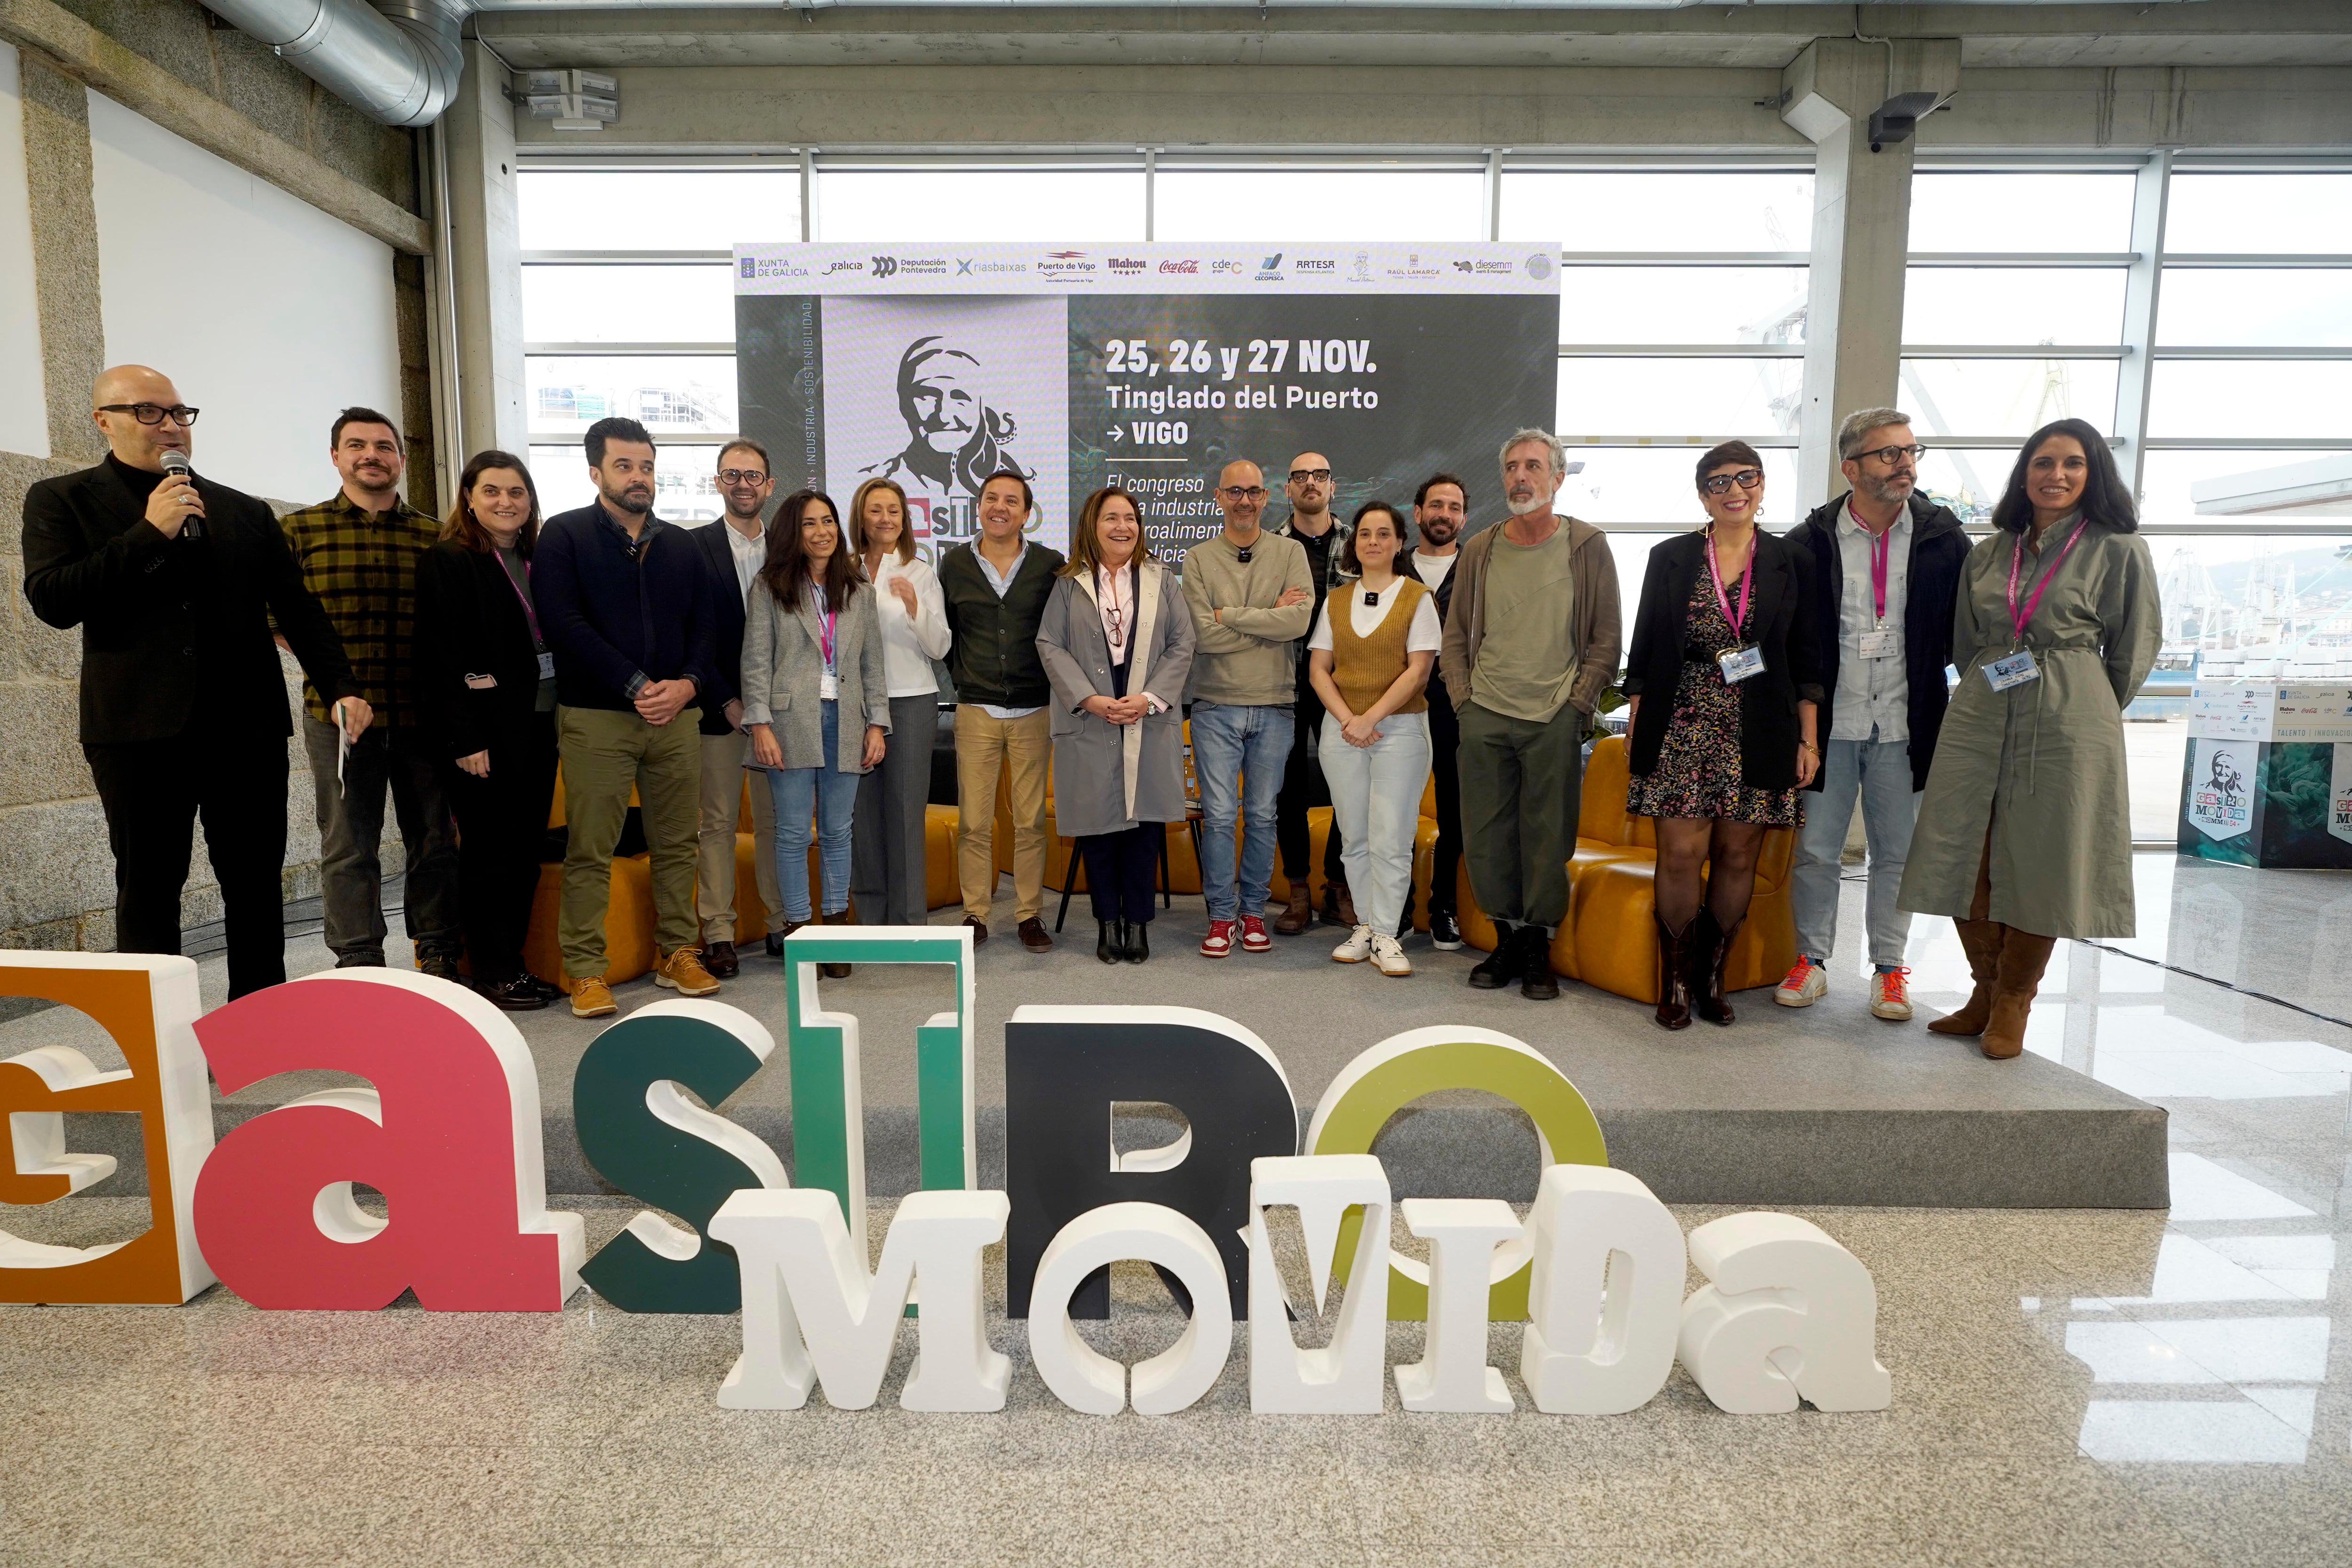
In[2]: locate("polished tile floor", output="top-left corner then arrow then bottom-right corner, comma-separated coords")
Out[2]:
2,852 -> 2347,1565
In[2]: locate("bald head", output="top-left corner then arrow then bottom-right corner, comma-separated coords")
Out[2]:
1215,459 -> 1266,540
90,364 -> 193,472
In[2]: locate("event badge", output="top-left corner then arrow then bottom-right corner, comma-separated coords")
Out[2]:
820,670 -> 839,700
1718,645 -> 1766,684
536,652 -> 556,681
1985,649 -> 2040,691
1857,627 -> 1897,659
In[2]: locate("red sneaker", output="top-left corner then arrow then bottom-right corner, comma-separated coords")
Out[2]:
1200,920 -> 1236,958
1240,915 -> 1272,953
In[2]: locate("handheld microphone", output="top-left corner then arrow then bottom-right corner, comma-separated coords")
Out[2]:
160,449 -> 203,538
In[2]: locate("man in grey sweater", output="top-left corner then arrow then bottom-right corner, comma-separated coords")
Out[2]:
1182,459 -> 1313,958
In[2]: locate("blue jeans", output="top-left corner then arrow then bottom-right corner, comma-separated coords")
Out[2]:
767,700 -> 860,923
1189,700 -> 1294,922
1791,736 -> 1920,968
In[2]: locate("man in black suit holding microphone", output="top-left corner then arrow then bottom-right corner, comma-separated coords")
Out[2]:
21,365 -> 368,998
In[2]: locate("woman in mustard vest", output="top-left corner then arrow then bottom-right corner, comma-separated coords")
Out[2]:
1307,500 -> 1440,977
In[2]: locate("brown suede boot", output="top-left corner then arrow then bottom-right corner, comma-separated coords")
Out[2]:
1273,879 -> 1314,935
1929,919 -> 2004,1036
820,907 -> 854,979
1652,913 -> 1693,1031
1979,928 -> 2056,1060
1328,875 -> 1359,930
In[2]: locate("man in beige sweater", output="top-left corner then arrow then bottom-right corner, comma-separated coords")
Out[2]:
1439,428 -> 1622,1000
1182,459 -> 1314,957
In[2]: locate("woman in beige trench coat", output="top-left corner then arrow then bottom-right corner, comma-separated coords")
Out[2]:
1898,417 -> 2161,1060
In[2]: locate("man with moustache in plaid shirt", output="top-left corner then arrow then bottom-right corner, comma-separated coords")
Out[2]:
277,407 -> 462,978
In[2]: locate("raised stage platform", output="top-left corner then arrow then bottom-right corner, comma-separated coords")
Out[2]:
31,879 -> 2168,1211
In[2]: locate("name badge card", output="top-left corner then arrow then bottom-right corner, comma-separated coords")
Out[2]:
1857,628 -> 1898,659
1718,645 -> 1766,685
1985,650 -> 2040,691
537,652 -> 556,681
820,670 -> 840,700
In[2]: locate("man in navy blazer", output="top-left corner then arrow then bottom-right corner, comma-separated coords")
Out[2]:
685,441 -> 786,976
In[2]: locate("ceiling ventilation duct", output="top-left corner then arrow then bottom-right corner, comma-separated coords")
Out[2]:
205,0 -> 469,127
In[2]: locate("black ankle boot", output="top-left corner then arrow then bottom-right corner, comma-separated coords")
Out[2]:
1652,914 -> 1693,1030
1692,909 -> 1741,1026
1123,921 -> 1150,964
1097,921 -> 1121,964
1468,921 -> 1519,989
1518,926 -> 1559,1000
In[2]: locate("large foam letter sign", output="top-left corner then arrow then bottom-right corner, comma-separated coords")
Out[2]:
574,999 -> 788,1313
1307,1025 -> 1607,1321
1394,1199 -> 1521,1413
1676,1213 -> 1892,1414
1247,1154 -> 1391,1415
1520,1165 -> 1686,1415
192,971 -> 584,1311
709,1187 -> 1010,1412
1005,1004 -> 1296,1320
1028,1201 -> 1234,1416
783,926 -> 977,1260
0,954 -> 213,1304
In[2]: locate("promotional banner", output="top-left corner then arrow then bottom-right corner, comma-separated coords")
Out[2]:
2179,680 -> 2352,866
734,242 -> 1563,557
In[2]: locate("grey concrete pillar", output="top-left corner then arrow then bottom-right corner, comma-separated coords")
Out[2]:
17,51 -> 104,464
443,39 -> 525,462
1780,38 -> 1960,508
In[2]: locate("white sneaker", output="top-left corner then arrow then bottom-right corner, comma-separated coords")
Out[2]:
1371,933 -> 1412,977
1775,955 -> 1828,1007
1332,923 -> 1375,963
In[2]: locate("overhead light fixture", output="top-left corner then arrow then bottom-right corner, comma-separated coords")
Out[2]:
522,69 -> 618,132
1867,91 -> 1945,154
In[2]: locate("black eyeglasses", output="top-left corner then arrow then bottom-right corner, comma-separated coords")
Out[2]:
99,403 -> 200,427
1219,486 -> 1268,502
1288,469 -> 1331,485
1853,443 -> 1925,467
1700,469 -> 1764,496
716,469 -> 769,486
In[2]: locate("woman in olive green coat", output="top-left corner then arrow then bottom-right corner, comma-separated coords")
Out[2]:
1898,418 -> 2160,1060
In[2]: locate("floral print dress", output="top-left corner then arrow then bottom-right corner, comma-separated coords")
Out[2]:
1625,569 -> 1803,827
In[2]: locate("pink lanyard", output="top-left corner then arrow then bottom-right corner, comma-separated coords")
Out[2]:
500,554 -> 544,650
1849,501 -> 1891,621
1704,529 -> 1755,639
807,576 -> 838,670
2005,517 -> 2089,646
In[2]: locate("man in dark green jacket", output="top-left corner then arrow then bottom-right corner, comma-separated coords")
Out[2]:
938,470 -> 1065,949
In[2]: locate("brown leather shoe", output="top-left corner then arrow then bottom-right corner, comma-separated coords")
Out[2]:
1980,927 -> 2056,1060
1929,919 -> 2003,1036
568,976 -> 617,1018
1652,915 -> 1693,1030
703,939 -> 740,978
1018,917 -> 1053,953
1328,876 -> 1359,931
1692,910 -> 1743,1026
1273,881 -> 1313,936
820,908 -> 854,979
962,916 -> 988,945
655,947 -> 721,997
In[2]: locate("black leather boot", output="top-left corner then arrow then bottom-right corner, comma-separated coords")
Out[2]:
1652,914 -> 1693,1030
1693,909 -> 1742,1026
1468,921 -> 1519,989
1518,926 -> 1559,1000
1123,921 -> 1150,964
1098,921 -> 1121,964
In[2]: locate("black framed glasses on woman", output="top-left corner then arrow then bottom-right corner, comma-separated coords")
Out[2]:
97,402 -> 200,427
1699,468 -> 1764,496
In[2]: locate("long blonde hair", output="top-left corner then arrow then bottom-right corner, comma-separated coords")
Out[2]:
848,476 -> 917,565
1060,486 -> 1151,578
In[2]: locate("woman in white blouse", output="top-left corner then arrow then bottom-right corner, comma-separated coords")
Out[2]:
848,477 -> 954,926
1306,500 -> 1440,977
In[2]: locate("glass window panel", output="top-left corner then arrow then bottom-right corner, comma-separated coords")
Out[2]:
1551,446 -> 1801,529
521,265 -> 735,345
2139,448 -> 2352,526
1559,267 -> 1806,345
1903,267 -> 2127,346
1907,173 -> 2136,255
820,169 -> 1144,242
525,355 -> 738,438
527,443 -> 728,525
2165,174 -> 2352,255
518,169 -> 800,251
2149,361 -> 2352,439
1554,358 -> 1804,441
2143,529 -> 2352,679
1499,171 -> 1814,252
1914,449 -> 2004,528
1154,168 -> 1482,242
2155,268 -> 2352,347
1899,357 -> 2121,438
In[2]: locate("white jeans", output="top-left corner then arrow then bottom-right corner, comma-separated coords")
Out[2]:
1318,710 -> 1430,938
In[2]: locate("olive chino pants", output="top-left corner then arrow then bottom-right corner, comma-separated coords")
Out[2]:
556,704 -> 702,978
1457,698 -> 1585,932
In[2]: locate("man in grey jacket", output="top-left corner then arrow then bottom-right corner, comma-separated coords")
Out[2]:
1181,459 -> 1313,958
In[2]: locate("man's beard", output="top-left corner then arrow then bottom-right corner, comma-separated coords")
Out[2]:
1859,472 -> 1914,507
603,485 -> 652,516
1417,518 -> 1459,548
1506,490 -> 1551,517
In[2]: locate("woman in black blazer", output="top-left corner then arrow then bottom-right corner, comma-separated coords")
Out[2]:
1623,441 -> 1823,1031
414,452 -> 561,1011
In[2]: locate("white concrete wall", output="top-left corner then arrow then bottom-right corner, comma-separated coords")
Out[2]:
85,89 -> 400,504
0,43 -> 48,459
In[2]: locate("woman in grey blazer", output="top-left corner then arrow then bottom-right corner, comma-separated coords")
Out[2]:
742,489 -> 891,973
1035,486 -> 1195,964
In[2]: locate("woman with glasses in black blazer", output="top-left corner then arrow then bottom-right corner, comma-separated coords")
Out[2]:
1623,441 -> 1822,1031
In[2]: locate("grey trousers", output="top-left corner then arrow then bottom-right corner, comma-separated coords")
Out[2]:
302,716 -> 462,963
852,693 -> 938,926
